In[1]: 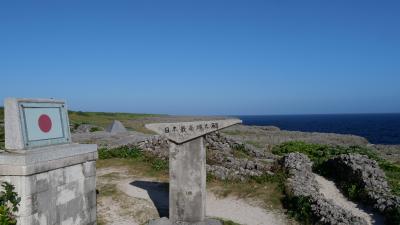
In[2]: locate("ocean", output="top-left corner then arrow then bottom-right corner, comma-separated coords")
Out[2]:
236,114 -> 400,145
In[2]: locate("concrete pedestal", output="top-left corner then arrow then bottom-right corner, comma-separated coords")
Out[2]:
169,137 -> 206,223
0,144 -> 98,225
145,119 -> 241,225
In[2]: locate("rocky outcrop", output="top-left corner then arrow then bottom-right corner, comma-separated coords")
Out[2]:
137,136 -> 170,159
282,153 -> 368,225
204,132 -> 274,180
71,123 -> 101,133
136,132 -> 274,180
324,154 -> 400,223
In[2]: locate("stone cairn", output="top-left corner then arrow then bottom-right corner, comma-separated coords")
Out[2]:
281,153 -> 368,225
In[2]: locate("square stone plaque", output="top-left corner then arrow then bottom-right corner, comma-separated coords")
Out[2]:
5,98 -> 71,150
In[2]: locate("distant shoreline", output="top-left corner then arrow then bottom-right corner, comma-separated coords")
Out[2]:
236,114 -> 400,145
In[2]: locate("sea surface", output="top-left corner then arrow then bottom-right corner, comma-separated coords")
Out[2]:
236,114 -> 400,145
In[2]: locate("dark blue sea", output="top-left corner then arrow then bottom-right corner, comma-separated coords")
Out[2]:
236,114 -> 400,145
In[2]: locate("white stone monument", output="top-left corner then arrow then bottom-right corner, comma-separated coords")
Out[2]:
146,119 -> 241,225
106,120 -> 127,134
0,98 -> 98,225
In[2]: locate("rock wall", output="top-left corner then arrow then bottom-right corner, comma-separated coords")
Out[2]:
0,161 -> 97,225
136,132 -> 275,180
324,154 -> 400,222
282,153 -> 368,225
204,132 -> 273,180
137,136 -> 170,159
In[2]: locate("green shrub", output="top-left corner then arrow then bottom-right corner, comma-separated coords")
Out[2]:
151,159 -> 168,171
386,207 -> 400,225
89,127 -> 102,132
98,146 -> 144,160
232,144 -> 251,159
98,146 -> 169,172
221,219 -> 241,225
283,195 -> 314,225
345,184 -> 363,200
250,171 -> 287,192
0,182 -> 20,225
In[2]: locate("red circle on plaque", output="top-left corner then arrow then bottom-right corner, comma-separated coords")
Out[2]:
38,114 -> 52,133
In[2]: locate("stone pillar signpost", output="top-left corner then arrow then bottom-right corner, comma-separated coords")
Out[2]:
0,98 -> 98,225
146,119 -> 241,225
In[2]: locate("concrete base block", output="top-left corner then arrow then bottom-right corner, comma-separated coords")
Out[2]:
148,217 -> 222,225
0,144 -> 98,225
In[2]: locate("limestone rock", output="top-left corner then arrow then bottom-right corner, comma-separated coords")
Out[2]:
325,154 -> 400,218
281,153 -> 369,225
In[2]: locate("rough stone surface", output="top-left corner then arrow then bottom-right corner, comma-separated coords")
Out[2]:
0,160 -> 97,225
106,120 -> 128,134
0,144 -> 98,176
204,132 -> 274,181
72,124 -> 102,134
137,131 -> 275,181
281,153 -> 368,225
325,154 -> 400,218
169,137 -> 206,223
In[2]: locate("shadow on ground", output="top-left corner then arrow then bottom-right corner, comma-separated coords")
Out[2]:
130,181 -> 169,217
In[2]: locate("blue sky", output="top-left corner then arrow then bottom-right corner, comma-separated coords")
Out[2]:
1,0 -> 399,115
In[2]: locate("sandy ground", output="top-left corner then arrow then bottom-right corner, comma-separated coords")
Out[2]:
314,174 -> 385,225
206,193 -> 288,225
97,167 -> 294,225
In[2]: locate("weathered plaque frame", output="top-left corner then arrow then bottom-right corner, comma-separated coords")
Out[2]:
18,101 -> 71,148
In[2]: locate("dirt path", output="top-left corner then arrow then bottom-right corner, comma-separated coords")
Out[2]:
314,174 -> 385,225
97,167 -> 295,225
206,193 -> 288,225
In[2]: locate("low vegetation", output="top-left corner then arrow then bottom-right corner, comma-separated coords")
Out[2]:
208,170 -> 287,211
282,195 -> 313,225
99,146 -> 168,176
218,218 -> 241,225
232,144 -> 253,159
273,141 -> 400,225
0,182 -> 21,225
68,110 -> 158,133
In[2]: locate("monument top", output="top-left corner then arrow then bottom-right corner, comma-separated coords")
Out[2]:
145,119 -> 241,144
4,98 -> 71,150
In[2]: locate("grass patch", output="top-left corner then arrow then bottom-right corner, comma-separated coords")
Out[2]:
272,141 -> 400,196
97,146 -> 169,179
217,218 -> 241,225
283,195 -> 314,225
90,127 -> 102,132
68,110 -> 158,133
208,171 -> 287,210
245,140 -> 264,148
99,183 -> 119,197
232,144 -> 252,159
